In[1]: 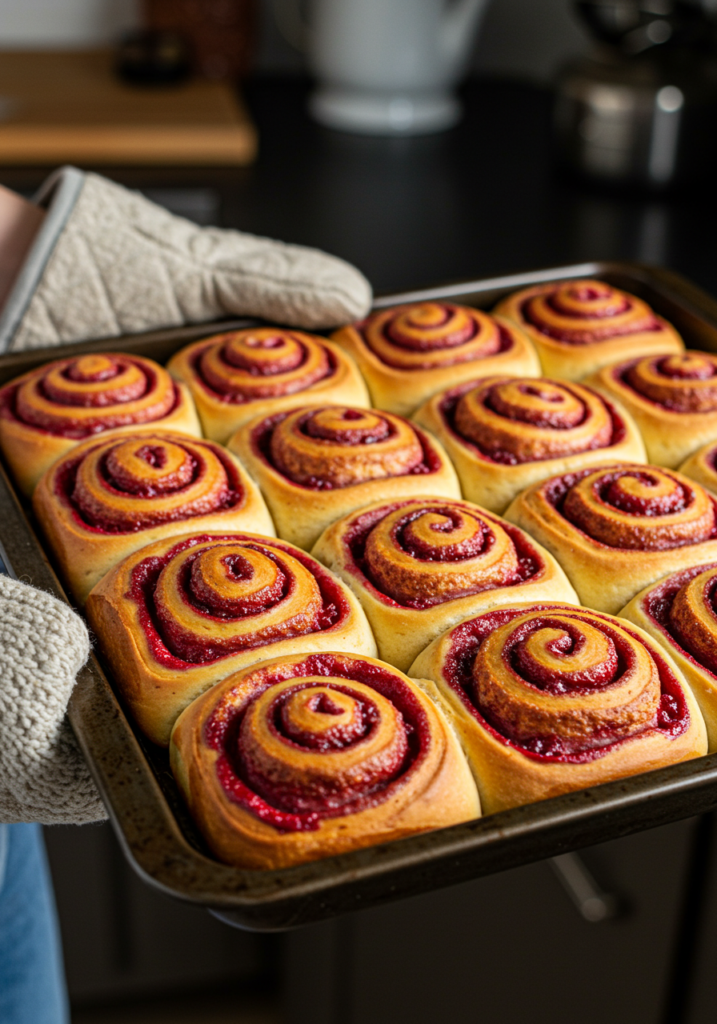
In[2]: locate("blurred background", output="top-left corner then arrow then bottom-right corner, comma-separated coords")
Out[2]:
0,0 -> 587,81
1,1 -> 717,1022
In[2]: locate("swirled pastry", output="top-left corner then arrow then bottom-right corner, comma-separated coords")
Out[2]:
679,440 -> 717,497
0,353 -> 200,495
495,279 -> 683,381
621,563 -> 717,750
312,497 -> 577,671
228,404 -> 460,549
505,463 -> 717,613
167,327 -> 369,443
86,533 -> 375,745
331,302 -> 540,417
169,650 -> 480,868
587,352 -> 717,468
410,602 -> 706,813
414,375 -> 645,513
33,432 -> 274,603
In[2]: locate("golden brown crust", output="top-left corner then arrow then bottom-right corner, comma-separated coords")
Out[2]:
409,602 -> 707,814
86,532 -> 376,746
414,375 -> 645,513
495,279 -> 684,381
621,563 -> 717,750
332,304 -> 539,417
169,651 -> 480,869
680,441 -> 717,496
227,404 -> 460,550
167,329 -> 369,443
312,497 -> 577,672
505,463 -> 717,614
33,431 -> 274,604
0,353 -> 200,495
587,352 -> 717,468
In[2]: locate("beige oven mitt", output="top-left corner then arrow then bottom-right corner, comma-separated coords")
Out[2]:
0,574 -> 105,824
0,166 -> 372,352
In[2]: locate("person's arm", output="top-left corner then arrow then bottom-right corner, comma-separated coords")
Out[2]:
0,186 -> 44,311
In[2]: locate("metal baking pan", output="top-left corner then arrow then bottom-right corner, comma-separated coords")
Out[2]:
3,261 -> 717,932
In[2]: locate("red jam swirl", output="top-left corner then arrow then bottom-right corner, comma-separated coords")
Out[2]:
441,605 -> 689,762
192,328 -> 335,403
358,302 -> 512,370
443,376 -> 624,465
204,652 -> 430,832
521,280 -> 662,345
129,534 -> 347,666
254,406 -> 439,490
344,499 -> 542,609
543,465 -> 717,551
621,352 -> 717,412
643,562 -> 717,676
55,434 -> 245,533
0,354 -> 179,438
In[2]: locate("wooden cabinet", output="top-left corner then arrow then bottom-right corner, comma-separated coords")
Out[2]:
44,823 -> 268,1003
284,819 -> 697,1024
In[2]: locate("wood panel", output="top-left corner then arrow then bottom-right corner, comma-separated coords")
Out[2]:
0,51 -> 257,165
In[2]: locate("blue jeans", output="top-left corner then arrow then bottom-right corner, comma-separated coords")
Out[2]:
0,824 -> 69,1024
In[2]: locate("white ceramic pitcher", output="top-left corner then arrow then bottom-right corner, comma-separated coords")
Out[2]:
273,0 -> 488,135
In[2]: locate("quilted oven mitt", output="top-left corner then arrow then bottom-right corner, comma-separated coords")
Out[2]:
0,166 -> 372,352
0,574 -> 105,823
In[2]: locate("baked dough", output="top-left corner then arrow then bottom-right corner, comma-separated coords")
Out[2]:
621,563 -> 717,750
170,650 -> 480,868
228,404 -> 460,549
86,532 -> 376,746
680,440 -> 717,496
505,463 -> 717,613
312,496 -> 577,671
586,351 -> 717,468
410,602 -> 707,814
33,431 -> 274,603
0,352 -> 200,495
495,278 -> 683,380
167,327 -> 369,443
414,374 -> 645,513
332,301 -> 539,416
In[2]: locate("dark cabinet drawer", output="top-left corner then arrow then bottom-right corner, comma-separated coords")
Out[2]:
285,819 -> 696,1024
44,823 -> 266,1003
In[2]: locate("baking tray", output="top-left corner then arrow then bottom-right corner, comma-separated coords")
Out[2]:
4,261 -> 717,932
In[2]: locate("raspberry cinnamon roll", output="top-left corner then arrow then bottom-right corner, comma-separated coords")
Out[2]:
495,279 -> 683,381
0,353 -> 200,495
167,327 -> 369,443
679,440 -> 717,497
621,564 -> 717,750
169,651 -> 480,868
228,404 -> 460,549
414,375 -> 645,513
33,432 -> 274,603
505,463 -> 717,614
587,352 -> 717,468
86,534 -> 375,745
313,497 -> 577,672
410,603 -> 706,813
332,302 -> 539,417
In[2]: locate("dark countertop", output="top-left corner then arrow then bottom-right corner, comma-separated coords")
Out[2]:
4,76 -> 714,302
230,76 -> 717,300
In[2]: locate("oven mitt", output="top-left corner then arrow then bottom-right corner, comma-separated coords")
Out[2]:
0,166 -> 372,353
0,575 -> 106,824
